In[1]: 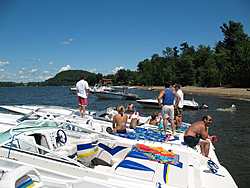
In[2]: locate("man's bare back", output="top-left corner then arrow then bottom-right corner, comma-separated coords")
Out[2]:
184,115 -> 213,157
184,121 -> 208,140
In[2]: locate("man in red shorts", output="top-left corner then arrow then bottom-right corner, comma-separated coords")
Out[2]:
76,75 -> 91,118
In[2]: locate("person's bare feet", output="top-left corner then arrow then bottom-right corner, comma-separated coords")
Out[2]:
172,133 -> 180,136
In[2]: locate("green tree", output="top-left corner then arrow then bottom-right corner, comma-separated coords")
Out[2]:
216,21 -> 250,87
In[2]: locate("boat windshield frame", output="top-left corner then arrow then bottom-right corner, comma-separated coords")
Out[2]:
10,120 -> 60,137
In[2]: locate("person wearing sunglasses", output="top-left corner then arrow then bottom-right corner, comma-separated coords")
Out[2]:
184,114 -> 215,158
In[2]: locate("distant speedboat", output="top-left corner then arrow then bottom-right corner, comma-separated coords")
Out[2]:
69,87 -> 76,91
136,98 -> 199,109
92,90 -> 140,100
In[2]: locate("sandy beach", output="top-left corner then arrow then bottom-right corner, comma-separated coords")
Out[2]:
132,86 -> 250,99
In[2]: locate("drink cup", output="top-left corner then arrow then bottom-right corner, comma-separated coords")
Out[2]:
212,136 -> 217,142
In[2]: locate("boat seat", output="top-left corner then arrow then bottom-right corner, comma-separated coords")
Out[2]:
55,143 -> 77,159
71,134 -> 98,165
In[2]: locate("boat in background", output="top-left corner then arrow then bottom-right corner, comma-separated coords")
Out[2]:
136,98 -> 199,109
92,90 -> 140,100
70,84 -> 114,94
69,87 -> 77,92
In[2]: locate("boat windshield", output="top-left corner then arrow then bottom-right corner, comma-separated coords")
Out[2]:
12,120 -> 60,134
36,107 -> 76,116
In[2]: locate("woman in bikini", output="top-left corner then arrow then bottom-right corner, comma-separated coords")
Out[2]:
112,105 -> 128,134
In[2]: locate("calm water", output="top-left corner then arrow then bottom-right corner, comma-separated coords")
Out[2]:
0,86 -> 249,188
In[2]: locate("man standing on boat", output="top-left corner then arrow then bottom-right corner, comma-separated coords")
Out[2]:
174,84 -> 183,129
158,81 -> 180,135
184,115 -> 215,158
76,74 -> 91,118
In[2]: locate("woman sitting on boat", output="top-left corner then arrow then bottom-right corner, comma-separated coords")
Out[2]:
146,111 -> 163,128
112,105 -> 128,134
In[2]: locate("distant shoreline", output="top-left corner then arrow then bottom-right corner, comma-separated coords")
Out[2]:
131,86 -> 250,99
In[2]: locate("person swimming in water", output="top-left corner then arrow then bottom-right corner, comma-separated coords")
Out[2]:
112,105 -> 128,134
125,101 -> 136,114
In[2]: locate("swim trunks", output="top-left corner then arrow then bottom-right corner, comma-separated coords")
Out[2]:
184,136 -> 200,146
116,129 -> 127,134
78,96 -> 88,106
174,107 -> 183,116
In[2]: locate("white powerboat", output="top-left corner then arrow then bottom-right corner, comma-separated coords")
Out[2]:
92,90 -> 140,100
0,157 -> 119,188
137,99 -> 199,109
0,105 -> 190,134
0,119 -> 237,187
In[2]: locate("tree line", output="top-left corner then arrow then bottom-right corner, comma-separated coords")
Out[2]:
113,21 -> 249,88
0,21 -> 249,88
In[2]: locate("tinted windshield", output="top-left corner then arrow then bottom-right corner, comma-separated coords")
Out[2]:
12,121 -> 60,134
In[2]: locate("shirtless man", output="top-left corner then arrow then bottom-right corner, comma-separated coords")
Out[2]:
125,101 -> 136,113
112,105 -> 128,134
184,115 -> 215,158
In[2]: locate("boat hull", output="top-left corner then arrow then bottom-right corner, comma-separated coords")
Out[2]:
94,91 -> 139,100
136,99 -> 199,109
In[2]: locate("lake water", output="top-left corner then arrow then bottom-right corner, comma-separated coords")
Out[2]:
0,86 -> 249,188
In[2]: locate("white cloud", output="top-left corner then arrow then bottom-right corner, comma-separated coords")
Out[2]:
59,65 -> 71,72
61,41 -> 70,44
30,58 -> 36,61
89,68 -> 102,73
0,69 -> 4,72
0,61 -> 10,66
109,66 -> 124,74
38,59 -> 41,62
31,69 -> 37,73
18,71 -> 24,74
20,75 -> 28,79
43,71 -> 50,74
61,38 -> 74,44
49,61 -> 55,65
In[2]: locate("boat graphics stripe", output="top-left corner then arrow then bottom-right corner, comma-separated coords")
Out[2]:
115,160 -> 155,172
77,143 -> 95,150
17,178 -> 35,188
163,164 -> 170,184
77,148 -> 98,158
125,151 -> 151,160
98,143 -> 127,156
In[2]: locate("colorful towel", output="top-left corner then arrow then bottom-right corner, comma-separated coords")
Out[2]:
131,144 -> 182,168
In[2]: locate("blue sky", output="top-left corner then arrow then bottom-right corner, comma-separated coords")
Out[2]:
1,0 -> 249,83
